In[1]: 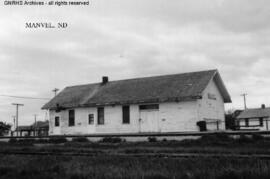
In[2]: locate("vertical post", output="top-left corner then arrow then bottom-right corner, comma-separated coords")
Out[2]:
241,93 -> 247,110
12,103 -> 24,136
267,118 -> 269,131
52,88 -> 59,97
12,116 -> 16,131
34,114 -> 37,136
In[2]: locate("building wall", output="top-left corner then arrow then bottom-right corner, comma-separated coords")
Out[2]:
159,101 -> 198,132
197,79 -> 226,130
49,108 -> 97,135
49,101 -> 199,135
238,117 -> 270,131
48,79 -> 226,135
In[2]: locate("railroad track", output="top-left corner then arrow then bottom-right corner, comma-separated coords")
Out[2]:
1,151 -> 270,159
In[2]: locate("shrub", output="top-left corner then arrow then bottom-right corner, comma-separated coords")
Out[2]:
148,137 -> 158,143
100,137 -> 124,143
238,135 -> 253,143
252,134 -> 264,141
8,138 -> 18,144
49,137 -> 67,144
8,138 -> 36,145
162,138 -> 168,142
201,133 -> 232,142
72,137 -> 89,143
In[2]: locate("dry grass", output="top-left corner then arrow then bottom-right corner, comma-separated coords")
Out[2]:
0,155 -> 270,179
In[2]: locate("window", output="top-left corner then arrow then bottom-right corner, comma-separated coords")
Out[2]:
245,118 -> 249,127
88,114 -> 94,125
69,110 -> 75,126
122,106 -> 130,124
259,118 -> 264,127
97,107 -> 104,125
55,116 -> 60,127
208,93 -> 217,100
139,104 -> 159,110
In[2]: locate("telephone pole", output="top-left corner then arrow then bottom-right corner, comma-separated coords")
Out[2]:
12,103 -> 24,136
241,93 -> 248,110
52,88 -> 59,97
12,116 -> 16,135
34,114 -> 38,136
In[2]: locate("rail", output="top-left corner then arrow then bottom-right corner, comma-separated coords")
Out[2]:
1,130 -> 270,139
1,151 -> 270,159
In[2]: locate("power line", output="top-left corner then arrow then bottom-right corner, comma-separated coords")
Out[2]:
0,95 -> 50,100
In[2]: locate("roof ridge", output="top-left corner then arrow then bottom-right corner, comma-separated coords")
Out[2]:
66,69 -> 217,88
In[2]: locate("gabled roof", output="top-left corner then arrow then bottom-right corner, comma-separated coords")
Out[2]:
42,69 -> 231,110
237,108 -> 270,119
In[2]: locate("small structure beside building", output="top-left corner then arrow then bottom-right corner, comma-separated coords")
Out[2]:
42,69 -> 231,135
13,121 -> 49,136
236,105 -> 270,131
225,110 -> 243,130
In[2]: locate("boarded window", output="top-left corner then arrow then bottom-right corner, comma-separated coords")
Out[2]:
122,106 -> 130,124
139,104 -> 159,110
69,110 -> 75,126
55,116 -> 60,127
97,107 -> 104,125
88,114 -> 94,125
259,118 -> 264,127
245,118 -> 249,127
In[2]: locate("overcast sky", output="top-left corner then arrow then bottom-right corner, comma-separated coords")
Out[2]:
0,0 -> 270,125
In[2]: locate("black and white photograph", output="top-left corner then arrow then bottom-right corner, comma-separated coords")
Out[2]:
0,0 -> 270,178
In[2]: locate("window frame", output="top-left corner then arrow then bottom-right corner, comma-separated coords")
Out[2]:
55,116 -> 60,127
88,114 -> 94,125
208,93 -> 217,100
259,118 -> 264,127
97,107 -> 104,125
122,105 -> 130,124
245,118 -> 249,127
68,110 -> 75,127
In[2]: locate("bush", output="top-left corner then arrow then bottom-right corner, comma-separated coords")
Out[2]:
201,133 -> 232,142
148,137 -> 158,143
8,138 -> 36,145
8,138 -> 18,144
238,135 -> 253,143
72,137 -> 89,143
49,137 -> 67,144
252,134 -> 264,141
100,137 -> 124,143
162,138 -> 168,142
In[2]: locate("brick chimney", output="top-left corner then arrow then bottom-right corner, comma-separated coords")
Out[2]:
102,76 -> 109,84
262,104 -> 266,109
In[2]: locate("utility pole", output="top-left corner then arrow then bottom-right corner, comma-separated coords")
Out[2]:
34,114 -> 38,136
241,93 -> 248,110
12,103 -> 24,136
52,88 -> 59,97
12,116 -> 16,136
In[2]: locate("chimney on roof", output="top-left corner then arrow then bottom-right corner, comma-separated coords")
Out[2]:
262,104 -> 266,109
102,76 -> 109,84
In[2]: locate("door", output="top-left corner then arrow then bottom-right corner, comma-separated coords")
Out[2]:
139,110 -> 160,132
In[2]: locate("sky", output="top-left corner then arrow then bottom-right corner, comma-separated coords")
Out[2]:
0,0 -> 270,126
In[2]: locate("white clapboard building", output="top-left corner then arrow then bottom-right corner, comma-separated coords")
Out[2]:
236,105 -> 270,131
42,70 -> 231,135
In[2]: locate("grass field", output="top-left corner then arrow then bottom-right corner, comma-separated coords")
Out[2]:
1,134 -> 270,179
1,155 -> 270,179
